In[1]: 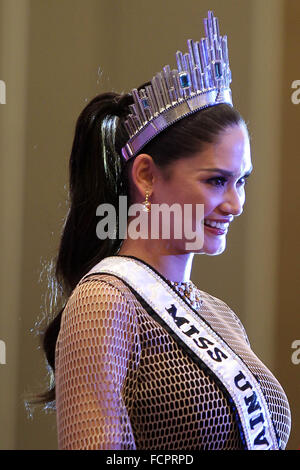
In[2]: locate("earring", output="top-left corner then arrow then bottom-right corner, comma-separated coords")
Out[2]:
143,190 -> 151,212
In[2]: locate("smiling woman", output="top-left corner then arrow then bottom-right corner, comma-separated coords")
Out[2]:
34,11 -> 291,450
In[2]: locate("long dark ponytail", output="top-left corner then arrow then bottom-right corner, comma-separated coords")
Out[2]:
33,87 -> 245,406
33,92 -> 132,405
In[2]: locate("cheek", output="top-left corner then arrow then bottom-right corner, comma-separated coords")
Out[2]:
201,190 -> 220,214
153,177 -> 173,200
153,183 -> 189,205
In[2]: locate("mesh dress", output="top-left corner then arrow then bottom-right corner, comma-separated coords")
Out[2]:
55,272 -> 291,450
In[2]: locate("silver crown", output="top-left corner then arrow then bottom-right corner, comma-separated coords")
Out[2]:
121,11 -> 233,161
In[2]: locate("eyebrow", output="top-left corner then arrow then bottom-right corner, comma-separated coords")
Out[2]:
198,166 -> 253,177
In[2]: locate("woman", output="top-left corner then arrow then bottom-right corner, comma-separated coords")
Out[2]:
40,12 -> 291,450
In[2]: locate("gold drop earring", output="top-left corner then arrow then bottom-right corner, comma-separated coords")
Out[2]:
143,190 -> 151,212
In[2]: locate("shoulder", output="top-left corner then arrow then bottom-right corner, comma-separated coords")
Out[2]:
70,272 -> 135,307
60,273 -> 140,333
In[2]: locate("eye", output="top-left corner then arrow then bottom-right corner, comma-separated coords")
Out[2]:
207,177 -> 227,187
207,175 -> 250,188
238,176 -> 250,186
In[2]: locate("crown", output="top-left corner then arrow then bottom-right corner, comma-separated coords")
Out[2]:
121,11 -> 233,161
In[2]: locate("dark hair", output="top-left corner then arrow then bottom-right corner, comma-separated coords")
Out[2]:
32,86 -> 245,406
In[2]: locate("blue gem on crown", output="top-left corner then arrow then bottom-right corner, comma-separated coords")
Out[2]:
179,72 -> 191,90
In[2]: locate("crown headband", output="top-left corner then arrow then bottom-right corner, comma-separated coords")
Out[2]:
121,11 -> 233,161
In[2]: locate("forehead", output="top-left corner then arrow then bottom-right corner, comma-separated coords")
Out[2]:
214,125 -> 251,164
176,124 -> 252,176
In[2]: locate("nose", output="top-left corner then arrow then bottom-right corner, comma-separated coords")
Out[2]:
219,186 -> 245,217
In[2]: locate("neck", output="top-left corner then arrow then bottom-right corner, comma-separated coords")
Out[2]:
116,238 -> 194,282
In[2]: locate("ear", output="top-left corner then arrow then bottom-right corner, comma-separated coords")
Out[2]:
130,153 -> 156,199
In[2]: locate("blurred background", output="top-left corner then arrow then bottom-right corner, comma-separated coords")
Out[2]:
0,0 -> 299,450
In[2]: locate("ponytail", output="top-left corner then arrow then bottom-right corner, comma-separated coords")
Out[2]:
32,92 -> 131,405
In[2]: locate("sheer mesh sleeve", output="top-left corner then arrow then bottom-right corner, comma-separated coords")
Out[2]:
55,278 -> 140,450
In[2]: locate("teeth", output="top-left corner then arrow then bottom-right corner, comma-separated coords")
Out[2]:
204,219 -> 229,230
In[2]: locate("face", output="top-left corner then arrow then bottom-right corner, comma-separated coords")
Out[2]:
150,123 -> 252,255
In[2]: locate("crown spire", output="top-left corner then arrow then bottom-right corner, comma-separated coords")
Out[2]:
121,11 -> 232,161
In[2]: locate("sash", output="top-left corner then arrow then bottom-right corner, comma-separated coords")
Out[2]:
83,255 -> 280,450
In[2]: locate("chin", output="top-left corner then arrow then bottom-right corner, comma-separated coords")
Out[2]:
198,241 -> 227,256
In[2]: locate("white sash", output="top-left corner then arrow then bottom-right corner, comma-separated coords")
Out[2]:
83,255 -> 280,450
